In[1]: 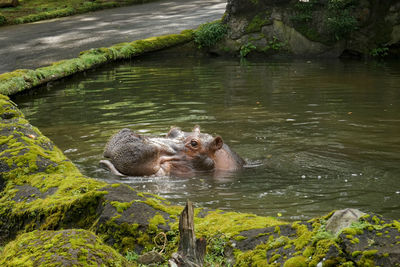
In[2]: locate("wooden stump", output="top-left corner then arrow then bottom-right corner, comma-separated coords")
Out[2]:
169,201 -> 206,267
0,0 -> 19,8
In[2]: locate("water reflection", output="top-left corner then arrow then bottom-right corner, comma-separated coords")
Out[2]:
13,54 -> 400,221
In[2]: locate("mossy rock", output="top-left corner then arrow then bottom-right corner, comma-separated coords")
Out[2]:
222,0 -> 400,58
0,229 -> 131,266
0,31 -> 194,96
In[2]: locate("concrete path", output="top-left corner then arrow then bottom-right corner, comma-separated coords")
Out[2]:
0,0 -> 226,74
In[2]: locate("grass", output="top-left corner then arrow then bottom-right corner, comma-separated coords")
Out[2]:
0,0 -> 159,26
194,20 -> 227,49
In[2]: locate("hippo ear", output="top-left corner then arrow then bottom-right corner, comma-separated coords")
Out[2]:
193,125 -> 201,134
211,136 -> 223,151
167,127 -> 182,138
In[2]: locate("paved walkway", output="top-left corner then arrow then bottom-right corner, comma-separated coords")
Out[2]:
0,0 -> 226,74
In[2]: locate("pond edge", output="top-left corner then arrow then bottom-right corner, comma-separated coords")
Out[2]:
0,29 -> 194,96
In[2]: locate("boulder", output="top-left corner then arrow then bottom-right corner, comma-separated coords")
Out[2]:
216,0 -> 400,58
0,229 -> 130,266
326,208 -> 366,235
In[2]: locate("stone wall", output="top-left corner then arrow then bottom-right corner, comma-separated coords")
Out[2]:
217,0 -> 400,58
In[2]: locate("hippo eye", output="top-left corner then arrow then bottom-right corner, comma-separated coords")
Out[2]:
190,140 -> 198,147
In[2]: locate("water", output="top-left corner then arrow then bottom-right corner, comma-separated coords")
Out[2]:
12,53 -> 400,221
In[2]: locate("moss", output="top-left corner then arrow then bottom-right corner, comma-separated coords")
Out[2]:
246,12 -> 271,33
352,250 -> 362,257
269,253 -> 281,263
372,215 -> 381,225
283,256 -> 307,267
234,235 -> 247,241
274,225 -> 281,235
392,220 -> 400,232
195,210 -> 284,239
148,213 -> 166,233
292,222 -> 312,250
110,200 -> 133,213
309,239 -> 341,266
302,246 -> 314,257
357,249 -> 379,266
141,197 -> 182,219
0,229 -> 130,266
0,31 -> 194,96
362,250 -> 378,257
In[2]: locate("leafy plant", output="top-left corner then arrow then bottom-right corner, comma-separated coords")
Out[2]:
291,0 -> 316,23
205,237 -> 231,267
0,14 -> 6,25
263,36 -> 286,52
194,21 -> 227,49
240,42 -> 256,58
370,46 -> 389,58
125,250 -> 139,262
326,0 -> 358,40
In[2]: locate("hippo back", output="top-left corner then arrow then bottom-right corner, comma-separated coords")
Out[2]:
103,129 -> 159,176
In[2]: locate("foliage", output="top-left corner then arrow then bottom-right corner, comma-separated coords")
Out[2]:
291,0 -> 316,24
240,42 -> 256,58
370,46 -> 389,58
194,21 -> 227,49
326,0 -> 358,40
125,250 -> 139,262
290,0 -> 322,42
0,14 -> 6,25
291,0 -> 358,42
204,236 -> 231,267
263,36 -> 286,52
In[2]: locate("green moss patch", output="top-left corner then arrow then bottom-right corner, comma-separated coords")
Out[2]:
0,229 -> 130,266
0,30 -> 194,96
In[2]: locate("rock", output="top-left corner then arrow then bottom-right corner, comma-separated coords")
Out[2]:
0,229 -> 130,266
326,208 -> 366,235
219,0 -> 400,58
138,251 -> 164,265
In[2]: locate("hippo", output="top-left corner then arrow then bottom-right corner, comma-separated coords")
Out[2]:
99,126 -> 245,177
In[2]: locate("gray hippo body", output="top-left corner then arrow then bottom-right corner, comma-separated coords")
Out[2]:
100,126 -> 245,177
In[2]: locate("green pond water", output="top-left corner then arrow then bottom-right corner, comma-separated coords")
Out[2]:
13,53 -> 400,221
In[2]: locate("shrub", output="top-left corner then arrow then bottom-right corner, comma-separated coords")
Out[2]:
0,14 -> 6,26
194,21 -> 227,49
326,0 -> 358,40
370,46 -> 389,58
240,42 -> 256,58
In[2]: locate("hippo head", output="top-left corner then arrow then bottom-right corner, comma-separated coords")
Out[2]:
165,126 -> 224,173
100,126 -> 244,177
